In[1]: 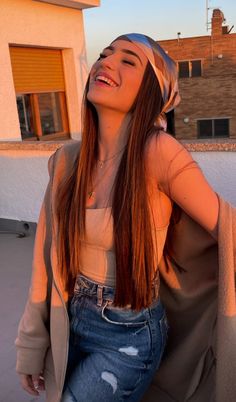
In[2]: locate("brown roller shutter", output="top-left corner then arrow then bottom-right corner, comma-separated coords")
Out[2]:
9,46 -> 65,93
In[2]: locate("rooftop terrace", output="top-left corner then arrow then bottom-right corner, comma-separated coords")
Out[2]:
0,229 -> 44,402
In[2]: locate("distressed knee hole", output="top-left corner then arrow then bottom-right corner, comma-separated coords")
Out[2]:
118,346 -> 138,356
101,371 -> 117,394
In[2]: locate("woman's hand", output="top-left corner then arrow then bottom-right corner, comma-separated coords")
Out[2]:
19,373 -> 45,396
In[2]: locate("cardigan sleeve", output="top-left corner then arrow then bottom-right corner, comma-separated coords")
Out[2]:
15,152 -> 56,375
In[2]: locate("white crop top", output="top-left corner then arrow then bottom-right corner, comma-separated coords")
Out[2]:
79,207 -> 168,287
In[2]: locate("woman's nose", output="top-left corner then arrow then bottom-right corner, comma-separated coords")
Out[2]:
99,55 -> 116,70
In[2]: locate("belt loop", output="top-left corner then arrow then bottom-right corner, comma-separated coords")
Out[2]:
97,285 -> 103,306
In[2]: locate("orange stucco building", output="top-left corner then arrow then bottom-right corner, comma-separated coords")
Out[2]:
0,0 -> 100,142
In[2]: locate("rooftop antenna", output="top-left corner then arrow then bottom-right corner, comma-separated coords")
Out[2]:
206,1 -> 221,31
206,0 -> 211,31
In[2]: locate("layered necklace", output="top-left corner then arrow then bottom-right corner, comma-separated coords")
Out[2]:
88,147 -> 125,200
97,147 -> 125,168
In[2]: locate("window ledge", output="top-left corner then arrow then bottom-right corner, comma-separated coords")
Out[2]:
0,139 -> 75,151
181,138 -> 236,152
0,138 -> 236,152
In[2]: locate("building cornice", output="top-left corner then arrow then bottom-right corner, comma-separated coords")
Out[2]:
33,0 -> 100,10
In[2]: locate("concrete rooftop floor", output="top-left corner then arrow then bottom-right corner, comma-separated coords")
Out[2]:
0,230 -> 44,402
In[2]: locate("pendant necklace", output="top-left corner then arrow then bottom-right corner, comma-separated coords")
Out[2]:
87,160 -> 115,200
97,146 -> 125,168
88,147 -> 125,200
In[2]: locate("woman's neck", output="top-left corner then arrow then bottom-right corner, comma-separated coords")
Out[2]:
97,111 -> 130,159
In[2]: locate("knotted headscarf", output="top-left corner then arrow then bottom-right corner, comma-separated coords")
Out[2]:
113,33 -> 180,130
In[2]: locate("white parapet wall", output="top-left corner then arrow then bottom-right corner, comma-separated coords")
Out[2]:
193,151 -> 236,206
0,149 -> 54,222
0,145 -> 235,223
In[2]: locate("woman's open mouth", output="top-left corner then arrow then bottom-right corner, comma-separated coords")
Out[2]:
95,75 -> 118,87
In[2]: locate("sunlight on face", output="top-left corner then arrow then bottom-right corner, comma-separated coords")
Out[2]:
87,40 -> 148,116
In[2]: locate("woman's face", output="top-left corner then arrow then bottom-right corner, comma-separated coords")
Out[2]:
87,40 -> 148,115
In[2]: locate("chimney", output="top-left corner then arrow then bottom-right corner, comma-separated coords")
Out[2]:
211,9 -> 225,37
222,25 -> 229,35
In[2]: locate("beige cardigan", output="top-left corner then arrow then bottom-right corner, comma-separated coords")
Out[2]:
15,142 -> 236,402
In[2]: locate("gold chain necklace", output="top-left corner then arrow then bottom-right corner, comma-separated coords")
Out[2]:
88,147 -> 125,200
97,146 -> 125,168
88,160 -> 116,200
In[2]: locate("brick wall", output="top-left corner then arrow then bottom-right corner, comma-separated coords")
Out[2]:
158,9 -> 236,139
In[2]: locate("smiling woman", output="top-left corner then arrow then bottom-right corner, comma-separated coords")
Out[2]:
87,40 -> 148,116
15,32 -> 235,402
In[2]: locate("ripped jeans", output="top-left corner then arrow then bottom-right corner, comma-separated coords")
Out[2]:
61,275 -> 168,402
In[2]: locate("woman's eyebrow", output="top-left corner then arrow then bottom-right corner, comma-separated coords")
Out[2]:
122,49 -> 143,65
103,45 -> 143,65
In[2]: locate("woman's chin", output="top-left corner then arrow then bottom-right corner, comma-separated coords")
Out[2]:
87,92 -> 105,107
87,99 -> 130,118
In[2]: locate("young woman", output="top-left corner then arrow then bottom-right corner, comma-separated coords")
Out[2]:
16,34 -> 225,402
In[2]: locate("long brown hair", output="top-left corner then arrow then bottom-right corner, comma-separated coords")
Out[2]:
56,61 -> 164,309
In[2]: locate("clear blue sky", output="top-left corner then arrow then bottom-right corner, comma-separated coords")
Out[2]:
83,0 -> 236,66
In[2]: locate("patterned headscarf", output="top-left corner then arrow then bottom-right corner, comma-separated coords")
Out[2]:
113,33 -> 180,130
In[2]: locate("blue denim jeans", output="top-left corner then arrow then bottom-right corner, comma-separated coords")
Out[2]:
61,275 -> 168,402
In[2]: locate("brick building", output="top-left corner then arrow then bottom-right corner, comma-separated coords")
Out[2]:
159,9 -> 236,140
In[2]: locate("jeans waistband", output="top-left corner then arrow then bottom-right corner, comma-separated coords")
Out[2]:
74,272 -> 160,307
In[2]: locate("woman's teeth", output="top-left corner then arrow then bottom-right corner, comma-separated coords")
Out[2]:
95,75 -> 117,87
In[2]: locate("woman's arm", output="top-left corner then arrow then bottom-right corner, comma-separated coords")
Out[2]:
149,132 -> 219,239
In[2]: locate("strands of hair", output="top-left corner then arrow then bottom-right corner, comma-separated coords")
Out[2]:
56,62 -> 164,310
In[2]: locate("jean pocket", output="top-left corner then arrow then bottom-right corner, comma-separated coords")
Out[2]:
101,301 -> 148,327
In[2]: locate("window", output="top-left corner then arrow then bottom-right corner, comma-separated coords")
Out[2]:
197,119 -> 229,138
178,60 -> 202,78
165,109 -> 176,137
178,61 -> 189,78
10,46 -> 69,141
17,95 -> 34,140
191,60 -> 202,77
16,92 -> 68,140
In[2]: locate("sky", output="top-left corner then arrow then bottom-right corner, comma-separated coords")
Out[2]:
83,0 -> 236,67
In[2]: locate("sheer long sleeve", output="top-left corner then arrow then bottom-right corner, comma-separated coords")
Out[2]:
152,132 -> 219,238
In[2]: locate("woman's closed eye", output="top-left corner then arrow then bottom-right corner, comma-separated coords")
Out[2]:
97,53 -> 136,66
122,59 -> 136,66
